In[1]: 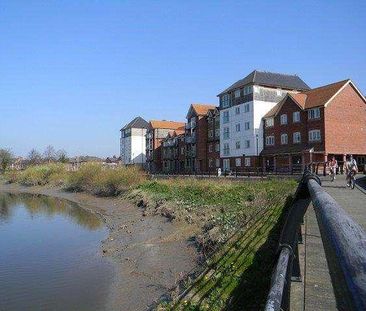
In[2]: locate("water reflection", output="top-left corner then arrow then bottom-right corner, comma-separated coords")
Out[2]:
0,192 -> 102,229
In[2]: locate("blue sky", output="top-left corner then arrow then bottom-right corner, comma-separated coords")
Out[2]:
1,1 -> 365,157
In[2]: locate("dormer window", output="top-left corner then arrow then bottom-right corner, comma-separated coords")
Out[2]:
280,114 -> 287,125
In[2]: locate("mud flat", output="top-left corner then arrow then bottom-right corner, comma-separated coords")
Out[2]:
0,183 -> 199,311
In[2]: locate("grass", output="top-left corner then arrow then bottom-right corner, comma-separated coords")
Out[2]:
2,163 -> 297,309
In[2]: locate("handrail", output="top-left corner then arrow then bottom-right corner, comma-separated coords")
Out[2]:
265,168 -> 366,310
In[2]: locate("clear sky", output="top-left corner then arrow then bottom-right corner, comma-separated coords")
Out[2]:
1,1 -> 365,158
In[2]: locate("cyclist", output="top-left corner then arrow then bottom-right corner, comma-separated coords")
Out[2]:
344,155 -> 358,187
328,156 -> 338,180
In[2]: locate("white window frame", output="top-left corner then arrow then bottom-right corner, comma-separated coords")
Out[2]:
308,108 -> 320,120
221,94 -> 230,108
223,143 -> 230,156
280,114 -> 287,125
266,136 -> 275,146
293,132 -> 301,143
309,129 -> 321,142
223,111 -> 229,123
293,111 -> 300,123
223,127 -> 230,139
281,133 -> 288,145
265,118 -> 274,127
234,89 -> 240,98
215,143 -> 220,152
245,157 -> 251,167
235,158 -> 241,167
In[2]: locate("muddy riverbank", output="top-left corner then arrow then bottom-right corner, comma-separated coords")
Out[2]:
0,183 -> 199,311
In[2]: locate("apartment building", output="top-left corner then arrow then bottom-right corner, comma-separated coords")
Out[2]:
261,79 -> 366,172
185,104 -> 216,172
120,117 -> 149,166
218,70 -> 310,171
206,107 -> 221,171
162,129 -> 185,173
146,120 -> 185,172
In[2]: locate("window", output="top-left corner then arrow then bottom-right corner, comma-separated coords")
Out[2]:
309,129 -> 321,142
208,158 -> 213,168
236,123 -> 241,132
234,89 -> 240,98
281,133 -> 288,145
308,108 -> 320,119
244,103 -> 250,113
236,141 -> 240,149
293,132 -> 301,143
208,144 -> 213,153
245,122 -> 250,130
215,128 -> 220,137
221,94 -> 231,108
215,143 -> 220,152
223,127 -> 230,139
266,136 -> 275,146
223,111 -> 229,123
245,140 -> 250,148
265,118 -> 274,127
293,111 -> 300,123
235,158 -> 241,167
223,143 -> 230,156
280,114 -> 287,125
245,158 -> 251,167
208,130 -> 213,138
243,85 -> 253,95
216,158 -> 220,167
235,106 -> 240,114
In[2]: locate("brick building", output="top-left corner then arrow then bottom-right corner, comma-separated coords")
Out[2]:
161,128 -> 185,173
261,79 -> 366,172
185,103 -> 216,172
218,70 -> 309,172
206,107 -> 221,172
146,120 -> 185,173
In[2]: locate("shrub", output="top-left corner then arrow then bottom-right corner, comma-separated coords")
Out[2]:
17,163 -> 67,186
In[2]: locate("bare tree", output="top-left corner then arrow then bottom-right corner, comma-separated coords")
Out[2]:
43,145 -> 56,163
0,149 -> 13,172
56,149 -> 68,163
28,149 -> 42,165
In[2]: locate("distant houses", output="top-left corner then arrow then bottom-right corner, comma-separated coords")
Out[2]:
119,70 -> 366,173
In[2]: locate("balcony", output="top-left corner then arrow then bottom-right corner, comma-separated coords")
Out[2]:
186,149 -> 196,157
185,136 -> 196,144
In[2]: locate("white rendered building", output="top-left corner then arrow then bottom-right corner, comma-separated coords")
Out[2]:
120,117 -> 149,165
218,70 -> 310,171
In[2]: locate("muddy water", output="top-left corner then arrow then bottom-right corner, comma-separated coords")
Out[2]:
0,192 -> 115,311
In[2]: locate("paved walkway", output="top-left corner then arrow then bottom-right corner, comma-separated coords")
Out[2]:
291,175 -> 366,311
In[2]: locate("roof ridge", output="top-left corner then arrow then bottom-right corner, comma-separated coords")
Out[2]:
304,79 -> 349,93
255,70 -> 299,77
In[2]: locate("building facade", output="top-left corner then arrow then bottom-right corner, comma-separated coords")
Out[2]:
218,70 -> 310,171
120,117 -> 149,166
162,130 -> 185,173
146,120 -> 185,173
206,107 -> 221,171
185,104 -> 216,172
261,79 -> 366,172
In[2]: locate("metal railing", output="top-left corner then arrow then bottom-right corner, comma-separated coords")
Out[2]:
265,168 -> 366,311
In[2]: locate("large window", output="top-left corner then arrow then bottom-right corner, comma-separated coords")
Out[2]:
223,127 -> 230,139
293,111 -> 300,123
293,132 -> 301,143
265,118 -> 274,127
280,114 -> 288,125
243,85 -> 253,95
309,129 -> 321,142
308,108 -> 320,119
221,94 -> 231,108
244,103 -> 250,113
223,111 -> 229,123
245,122 -> 250,130
281,133 -> 288,145
223,143 -> 230,156
236,123 -> 241,132
234,89 -> 241,98
266,136 -> 275,146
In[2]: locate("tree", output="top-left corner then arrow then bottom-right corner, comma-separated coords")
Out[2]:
28,149 -> 42,165
57,149 -> 68,163
43,145 -> 56,163
0,149 -> 13,172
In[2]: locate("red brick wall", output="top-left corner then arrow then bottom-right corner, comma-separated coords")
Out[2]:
324,83 -> 366,155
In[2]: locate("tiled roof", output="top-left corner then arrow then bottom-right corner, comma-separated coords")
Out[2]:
191,103 -> 217,115
121,116 -> 149,130
149,120 -> 185,130
263,79 -> 350,118
218,70 -> 310,95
